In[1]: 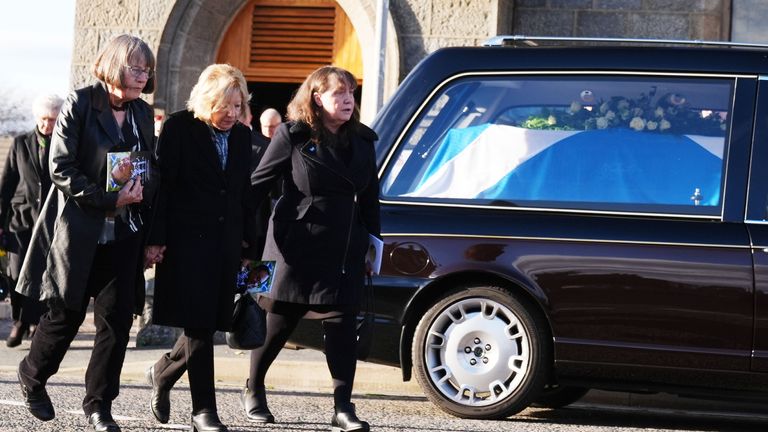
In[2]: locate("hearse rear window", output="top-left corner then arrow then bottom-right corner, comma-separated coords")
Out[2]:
380,75 -> 734,216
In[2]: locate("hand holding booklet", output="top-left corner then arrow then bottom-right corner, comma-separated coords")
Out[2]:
105,151 -> 151,191
237,260 -> 277,295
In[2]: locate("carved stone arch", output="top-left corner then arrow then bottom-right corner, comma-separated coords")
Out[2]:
155,0 -> 399,121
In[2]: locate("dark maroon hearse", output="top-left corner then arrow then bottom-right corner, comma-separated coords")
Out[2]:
290,37 -> 768,419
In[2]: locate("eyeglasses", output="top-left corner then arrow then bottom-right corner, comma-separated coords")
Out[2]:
124,66 -> 154,79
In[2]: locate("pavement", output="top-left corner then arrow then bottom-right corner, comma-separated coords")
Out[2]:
2,299 -> 768,420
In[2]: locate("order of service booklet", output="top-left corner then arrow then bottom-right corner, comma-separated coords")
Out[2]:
237,260 -> 277,295
106,151 -> 151,192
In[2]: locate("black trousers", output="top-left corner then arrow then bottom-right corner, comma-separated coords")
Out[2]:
18,236 -> 140,416
249,308 -> 358,408
152,328 -> 216,414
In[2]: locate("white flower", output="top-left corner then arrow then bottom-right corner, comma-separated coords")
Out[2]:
660,119 -> 671,131
596,117 -> 609,129
600,102 -> 610,114
569,101 -> 582,113
629,117 -> 646,131
547,115 -> 557,125
605,110 -> 616,120
655,107 -> 665,118
646,120 -> 658,131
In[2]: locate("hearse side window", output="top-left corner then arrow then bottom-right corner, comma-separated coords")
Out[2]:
380,75 -> 734,216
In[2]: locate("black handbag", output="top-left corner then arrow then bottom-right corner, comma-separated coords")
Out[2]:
226,292 -> 266,350
356,274 -> 375,360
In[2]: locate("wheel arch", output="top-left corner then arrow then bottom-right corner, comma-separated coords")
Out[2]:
398,270 -> 553,382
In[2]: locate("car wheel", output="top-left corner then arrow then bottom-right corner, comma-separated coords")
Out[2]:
532,385 -> 589,408
412,285 -> 550,419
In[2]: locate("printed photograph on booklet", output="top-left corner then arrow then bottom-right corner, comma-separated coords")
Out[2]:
105,150 -> 151,191
237,260 -> 276,295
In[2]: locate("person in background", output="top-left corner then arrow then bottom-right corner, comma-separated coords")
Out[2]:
0,94 -> 63,347
242,66 -> 380,432
15,34 -> 157,432
145,63 -> 254,432
259,108 -> 281,141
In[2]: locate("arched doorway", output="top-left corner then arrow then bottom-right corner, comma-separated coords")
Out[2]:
216,0 -> 363,125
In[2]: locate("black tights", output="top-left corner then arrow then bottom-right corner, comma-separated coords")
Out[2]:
248,310 -> 357,408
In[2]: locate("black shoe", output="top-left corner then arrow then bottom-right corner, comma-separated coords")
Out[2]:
88,411 -> 121,432
191,411 -> 228,432
6,321 -> 28,348
240,381 -> 274,423
331,403 -> 369,432
17,369 -> 54,421
146,365 -> 170,423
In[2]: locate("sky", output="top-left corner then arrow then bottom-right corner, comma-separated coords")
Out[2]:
0,1 -> 76,99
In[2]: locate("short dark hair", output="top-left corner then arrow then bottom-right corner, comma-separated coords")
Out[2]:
92,34 -> 156,94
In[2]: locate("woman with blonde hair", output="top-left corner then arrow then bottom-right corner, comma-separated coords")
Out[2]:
242,66 -> 380,432
16,34 -> 156,432
145,63 -> 254,432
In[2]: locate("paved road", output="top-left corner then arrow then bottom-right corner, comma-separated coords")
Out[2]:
1,306 -> 768,431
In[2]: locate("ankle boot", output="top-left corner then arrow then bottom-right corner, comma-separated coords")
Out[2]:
240,380 -> 274,423
191,411 -> 228,432
6,321 -> 27,347
331,403 -> 369,432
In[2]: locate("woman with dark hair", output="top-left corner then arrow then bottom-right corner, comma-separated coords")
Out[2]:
15,34 -> 157,432
242,66 -> 380,432
144,63 -> 254,432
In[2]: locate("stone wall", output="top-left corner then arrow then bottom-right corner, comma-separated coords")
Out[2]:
72,0 -> 176,105
512,0 -> 729,41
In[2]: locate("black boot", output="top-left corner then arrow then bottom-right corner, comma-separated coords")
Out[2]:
17,369 -> 55,421
87,410 -> 121,432
331,403 -> 369,432
146,365 -> 170,423
6,321 -> 28,348
191,411 -> 228,432
240,380 -> 274,423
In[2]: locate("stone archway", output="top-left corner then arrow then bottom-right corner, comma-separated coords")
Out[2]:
155,0 -> 399,122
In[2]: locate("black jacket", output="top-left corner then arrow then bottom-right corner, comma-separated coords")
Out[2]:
15,82 -> 157,314
149,110 -> 254,330
0,130 -> 52,234
250,121 -> 380,308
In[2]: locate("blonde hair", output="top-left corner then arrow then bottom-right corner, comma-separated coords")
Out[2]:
92,34 -> 155,94
187,64 -> 251,124
287,66 -> 359,136
32,93 -> 64,119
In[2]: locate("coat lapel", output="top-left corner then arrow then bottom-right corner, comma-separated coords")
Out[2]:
193,119 -> 226,179
93,83 -> 121,149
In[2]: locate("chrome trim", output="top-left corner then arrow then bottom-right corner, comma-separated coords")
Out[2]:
378,70 -> 744,222
381,232 -> 749,250
379,198 -> 721,220
746,220 -> 768,225
483,35 -> 768,50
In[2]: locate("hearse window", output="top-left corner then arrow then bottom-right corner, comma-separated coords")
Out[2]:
381,75 -> 733,216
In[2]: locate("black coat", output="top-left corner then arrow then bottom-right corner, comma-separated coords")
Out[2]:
0,130 -> 52,234
250,121 -> 380,308
15,82 -> 157,313
149,110 -> 253,331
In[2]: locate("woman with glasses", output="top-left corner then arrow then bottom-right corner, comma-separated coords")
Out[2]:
15,34 -> 157,432
144,64 -> 254,432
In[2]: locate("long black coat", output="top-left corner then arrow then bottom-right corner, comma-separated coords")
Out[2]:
149,110 -> 253,331
250,121 -> 380,308
0,130 -> 53,279
15,82 -> 156,314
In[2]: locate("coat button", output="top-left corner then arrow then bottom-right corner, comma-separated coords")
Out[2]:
218,216 -> 224,223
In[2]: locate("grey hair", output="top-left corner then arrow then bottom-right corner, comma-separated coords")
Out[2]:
32,93 -> 64,118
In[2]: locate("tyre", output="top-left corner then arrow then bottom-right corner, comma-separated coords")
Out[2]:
532,385 -> 589,408
412,285 -> 550,419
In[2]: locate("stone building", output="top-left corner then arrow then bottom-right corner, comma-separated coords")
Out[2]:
70,0 -> 763,123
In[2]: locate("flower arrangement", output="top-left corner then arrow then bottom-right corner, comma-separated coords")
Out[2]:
520,92 -> 727,136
